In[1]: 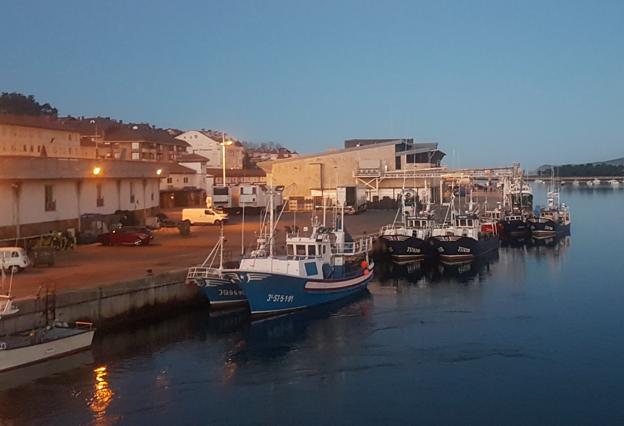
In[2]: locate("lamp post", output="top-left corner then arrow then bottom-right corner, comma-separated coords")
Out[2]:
90,119 -> 98,158
220,133 -> 233,186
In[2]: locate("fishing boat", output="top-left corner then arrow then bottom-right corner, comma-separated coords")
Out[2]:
528,189 -> 571,239
429,199 -> 499,264
500,179 -> 533,239
0,322 -> 95,372
187,225 -> 249,308
189,187 -> 375,316
608,179 -> 621,187
379,190 -> 436,262
586,180 -> 594,187
592,178 -> 601,185
572,180 -> 580,186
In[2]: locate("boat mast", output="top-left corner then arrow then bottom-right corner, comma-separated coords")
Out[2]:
269,179 -> 274,257
219,223 -> 224,270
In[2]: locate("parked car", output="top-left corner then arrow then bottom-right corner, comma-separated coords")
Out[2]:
0,247 -> 31,273
96,227 -> 153,246
182,208 -> 229,225
156,213 -> 181,228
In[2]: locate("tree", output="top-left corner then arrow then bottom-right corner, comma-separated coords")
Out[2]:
0,92 -> 58,116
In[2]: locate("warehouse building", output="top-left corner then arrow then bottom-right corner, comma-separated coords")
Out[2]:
258,139 -> 445,203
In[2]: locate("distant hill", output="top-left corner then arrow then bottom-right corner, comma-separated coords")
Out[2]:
535,157 -> 624,175
600,157 -> 624,166
533,157 -> 624,177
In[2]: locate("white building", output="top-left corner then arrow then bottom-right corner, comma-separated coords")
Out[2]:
0,157 -> 162,240
175,130 -> 245,169
0,114 -> 165,240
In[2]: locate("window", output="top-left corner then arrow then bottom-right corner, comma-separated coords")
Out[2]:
44,185 -> 55,211
131,142 -> 140,150
308,245 -> 316,256
395,156 -> 401,170
287,245 -> 294,256
304,262 -> 318,276
183,177 -> 189,183
167,177 -> 172,183
12,251 -> 19,258
96,183 -> 104,207
130,182 -> 135,204
131,152 -> 140,160
296,245 -> 306,256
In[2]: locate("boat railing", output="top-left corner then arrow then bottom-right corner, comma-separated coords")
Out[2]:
336,235 -> 375,256
187,266 -> 223,279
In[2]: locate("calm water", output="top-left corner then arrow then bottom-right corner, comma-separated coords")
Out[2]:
2,187 -> 624,425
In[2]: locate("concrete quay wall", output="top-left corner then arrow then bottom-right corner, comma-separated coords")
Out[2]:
0,270 -> 201,334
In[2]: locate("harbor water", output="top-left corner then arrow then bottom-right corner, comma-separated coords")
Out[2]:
2,187 -> 624,425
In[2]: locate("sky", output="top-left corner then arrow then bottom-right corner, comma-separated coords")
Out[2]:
1,0 -> 623,169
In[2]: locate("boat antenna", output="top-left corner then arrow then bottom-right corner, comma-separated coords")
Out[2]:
219,222 -> 224,270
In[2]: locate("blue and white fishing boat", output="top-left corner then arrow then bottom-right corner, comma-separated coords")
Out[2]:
191,188 -> 375,316
186,233 -> 248,307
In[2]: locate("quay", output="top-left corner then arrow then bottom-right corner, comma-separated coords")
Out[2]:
1,210 -> 393,333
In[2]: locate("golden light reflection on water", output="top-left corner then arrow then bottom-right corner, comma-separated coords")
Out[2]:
89,366 -> 113,419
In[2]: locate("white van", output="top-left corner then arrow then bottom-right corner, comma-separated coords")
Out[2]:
0,247 -> 31,273
182,208 -> 229,225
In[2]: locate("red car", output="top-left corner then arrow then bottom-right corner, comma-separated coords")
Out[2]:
96,227 -> 153,246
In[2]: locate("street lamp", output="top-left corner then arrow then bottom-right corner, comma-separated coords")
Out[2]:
156,168 -> 163,176
89,119 -> 98,159
92,166 -> 102,176
220,133 -> 233,186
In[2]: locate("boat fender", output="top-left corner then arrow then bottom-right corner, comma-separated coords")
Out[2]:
363,269 -> 369,276
360,260 -> 368,269
0,342 -> 6,350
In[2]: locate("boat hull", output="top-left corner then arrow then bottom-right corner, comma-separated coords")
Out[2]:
193,276 -> 247,307
380,235 -> 434,262
500,219 -> 530,238
237,269 -> 374,316
528,219 -> 571,238
0,329 -> 94,372
429,235 -> 499,264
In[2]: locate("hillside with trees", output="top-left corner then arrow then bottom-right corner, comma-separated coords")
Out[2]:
0,92 -> 58,116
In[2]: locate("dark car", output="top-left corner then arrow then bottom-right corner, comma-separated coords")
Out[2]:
96,227 -> 153,246
156,213 -> 178,228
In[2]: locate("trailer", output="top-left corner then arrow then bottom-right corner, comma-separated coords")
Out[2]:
209,184 -> 282,214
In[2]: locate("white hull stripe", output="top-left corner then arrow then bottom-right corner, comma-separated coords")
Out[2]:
304,273 -> 371,291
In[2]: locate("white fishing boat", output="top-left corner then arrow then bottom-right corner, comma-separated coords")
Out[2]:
586,180 -> 594,187
592,178 -> 601,185
0,267 -> 19,319
0,322 -> 95,372
608,179 -> 620,187
572,180 -> 580,186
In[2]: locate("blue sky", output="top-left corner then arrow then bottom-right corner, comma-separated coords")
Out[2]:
2,0 -> 623,168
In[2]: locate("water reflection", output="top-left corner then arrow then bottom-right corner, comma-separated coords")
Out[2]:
89,366 -> 113,419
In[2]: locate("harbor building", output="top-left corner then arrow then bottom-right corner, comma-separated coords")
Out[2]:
0,115 -> 166,241
258,139 -> 446,202
175,130 -> 245,169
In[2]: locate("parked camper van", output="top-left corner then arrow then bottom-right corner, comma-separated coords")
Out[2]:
182,208 -> 229,225
0,247 -> 31,273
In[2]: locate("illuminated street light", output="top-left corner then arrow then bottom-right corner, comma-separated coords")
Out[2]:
156,168 -> 163,176
92,166 -> 102,176
220,133 -> 233,186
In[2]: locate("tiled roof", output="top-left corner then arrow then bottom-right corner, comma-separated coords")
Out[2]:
177,152 -> 210,162
168,163 -> 197,174
204,168 -> 266,177
0,114 -> 81,132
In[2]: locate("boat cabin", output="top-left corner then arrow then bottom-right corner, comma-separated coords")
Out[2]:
406,217 -> 433,229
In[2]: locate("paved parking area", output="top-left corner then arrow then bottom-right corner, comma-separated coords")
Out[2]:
7,209 -> 393,299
